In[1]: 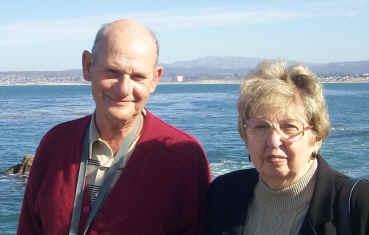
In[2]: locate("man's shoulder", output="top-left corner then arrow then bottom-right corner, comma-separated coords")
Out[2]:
31,115 -> 91,179
145,110 -> 200,143
141,110 -> 208,166
42,115 -> 91,142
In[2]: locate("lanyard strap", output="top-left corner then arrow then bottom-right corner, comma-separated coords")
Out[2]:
69,115 -> 142,235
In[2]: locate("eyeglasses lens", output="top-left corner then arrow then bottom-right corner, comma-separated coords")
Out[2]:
245,119 -> 304,142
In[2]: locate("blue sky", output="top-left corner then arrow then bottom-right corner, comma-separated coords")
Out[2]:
1,0 -> 369,71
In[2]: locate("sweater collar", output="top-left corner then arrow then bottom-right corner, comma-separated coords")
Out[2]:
255,159 -> 317,210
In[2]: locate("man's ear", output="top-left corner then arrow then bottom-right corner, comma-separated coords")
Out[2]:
150,65 -> 163,93
82,50 -> 93,82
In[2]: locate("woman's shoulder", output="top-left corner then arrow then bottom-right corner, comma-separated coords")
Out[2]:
205,169 -> 258,234
350,177 -> 369,210
206,169 -> 258,216
209,168 -> 259,197
212,168 -> 258,184
318,157 -> 369,194
337,176 -> 369,234
318,157 -> 369,210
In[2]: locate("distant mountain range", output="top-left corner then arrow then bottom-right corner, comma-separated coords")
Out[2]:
1,56 -> 369,84
161,56 -> 369,81
307,60 -> 369,75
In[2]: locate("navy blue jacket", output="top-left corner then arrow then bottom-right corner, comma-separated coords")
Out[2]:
205,157 -> 369,235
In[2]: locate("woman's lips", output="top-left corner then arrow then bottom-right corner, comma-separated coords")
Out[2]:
267,155 -> 287,164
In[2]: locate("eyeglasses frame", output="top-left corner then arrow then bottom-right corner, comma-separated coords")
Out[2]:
243,118 -> 313,143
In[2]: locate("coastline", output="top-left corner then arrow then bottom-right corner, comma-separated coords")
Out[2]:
1,79 -> 369,86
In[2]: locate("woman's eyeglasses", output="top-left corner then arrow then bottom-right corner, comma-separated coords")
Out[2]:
244,118 -> 312,143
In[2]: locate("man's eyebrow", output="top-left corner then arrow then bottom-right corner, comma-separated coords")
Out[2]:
106,68 -> 119,73
132,70 -> 149,76
103,66 -> 121,73
131,66 -> 151,76
104,65 -> 150,77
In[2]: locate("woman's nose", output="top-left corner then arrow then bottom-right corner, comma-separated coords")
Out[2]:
266,128 -> 283,147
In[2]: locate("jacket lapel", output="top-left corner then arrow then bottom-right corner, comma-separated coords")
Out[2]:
300,157 -> 336,234
226,169 -> 259,235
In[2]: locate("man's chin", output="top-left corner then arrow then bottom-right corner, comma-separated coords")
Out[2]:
108,109 -> 139,122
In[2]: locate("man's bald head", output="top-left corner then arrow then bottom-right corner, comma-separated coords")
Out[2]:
91,19 -> 159,66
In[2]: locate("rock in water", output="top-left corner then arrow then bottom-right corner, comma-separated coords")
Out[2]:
6,154 -> 34,175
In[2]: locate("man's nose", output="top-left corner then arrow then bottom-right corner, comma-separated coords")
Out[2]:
266,128 -> 283,147
116,74 -> 132,96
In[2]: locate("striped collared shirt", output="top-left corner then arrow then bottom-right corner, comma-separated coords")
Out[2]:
86,111 -> 144,203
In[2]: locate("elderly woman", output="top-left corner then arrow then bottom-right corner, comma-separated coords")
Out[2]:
205,61 -> 369,235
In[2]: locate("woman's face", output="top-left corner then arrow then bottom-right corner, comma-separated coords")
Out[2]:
245,103 -> 322,189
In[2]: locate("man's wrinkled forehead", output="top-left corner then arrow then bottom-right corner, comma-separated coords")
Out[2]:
93,20 -> 158,65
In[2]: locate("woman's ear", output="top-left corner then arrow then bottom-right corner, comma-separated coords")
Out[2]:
313,136 -> 322,152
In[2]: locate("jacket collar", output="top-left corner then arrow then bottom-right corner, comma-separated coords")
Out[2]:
222,157 -> 338,235
301,156 -> 337,232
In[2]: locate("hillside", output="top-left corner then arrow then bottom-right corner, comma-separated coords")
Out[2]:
1,57 -> 369,85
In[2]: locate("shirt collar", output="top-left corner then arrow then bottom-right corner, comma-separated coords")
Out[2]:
89,112 -> 100,143
89,109 -> 147,143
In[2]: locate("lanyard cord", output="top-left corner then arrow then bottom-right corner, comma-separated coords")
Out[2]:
69,115 -> 142,235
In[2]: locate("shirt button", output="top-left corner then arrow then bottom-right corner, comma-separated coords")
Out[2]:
83,206 -> 90,214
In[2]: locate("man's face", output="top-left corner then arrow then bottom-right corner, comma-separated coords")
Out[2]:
84,35 -> 162,126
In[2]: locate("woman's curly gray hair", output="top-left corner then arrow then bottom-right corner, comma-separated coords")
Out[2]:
238,60 -> 330,142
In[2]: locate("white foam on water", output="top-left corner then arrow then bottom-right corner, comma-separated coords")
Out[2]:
210,160 -> 253,179
331,127 -> 346,131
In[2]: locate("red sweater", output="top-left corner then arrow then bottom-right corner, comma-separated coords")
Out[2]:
17,110 -> 211,235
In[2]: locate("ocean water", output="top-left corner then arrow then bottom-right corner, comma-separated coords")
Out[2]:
1,83 -> 369,234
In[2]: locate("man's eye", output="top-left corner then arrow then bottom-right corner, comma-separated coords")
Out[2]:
132,74 -> 146,80
254,124 -> 269,129
105,70 -> 119,77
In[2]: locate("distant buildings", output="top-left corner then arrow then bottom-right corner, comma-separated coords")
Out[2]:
318,73 -> 369,83
0,70 -> 86,85
176,75 -> 184,82
1,70 -> 369,85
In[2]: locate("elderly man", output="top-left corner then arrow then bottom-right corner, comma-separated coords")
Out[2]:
17,19 -> 210,235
